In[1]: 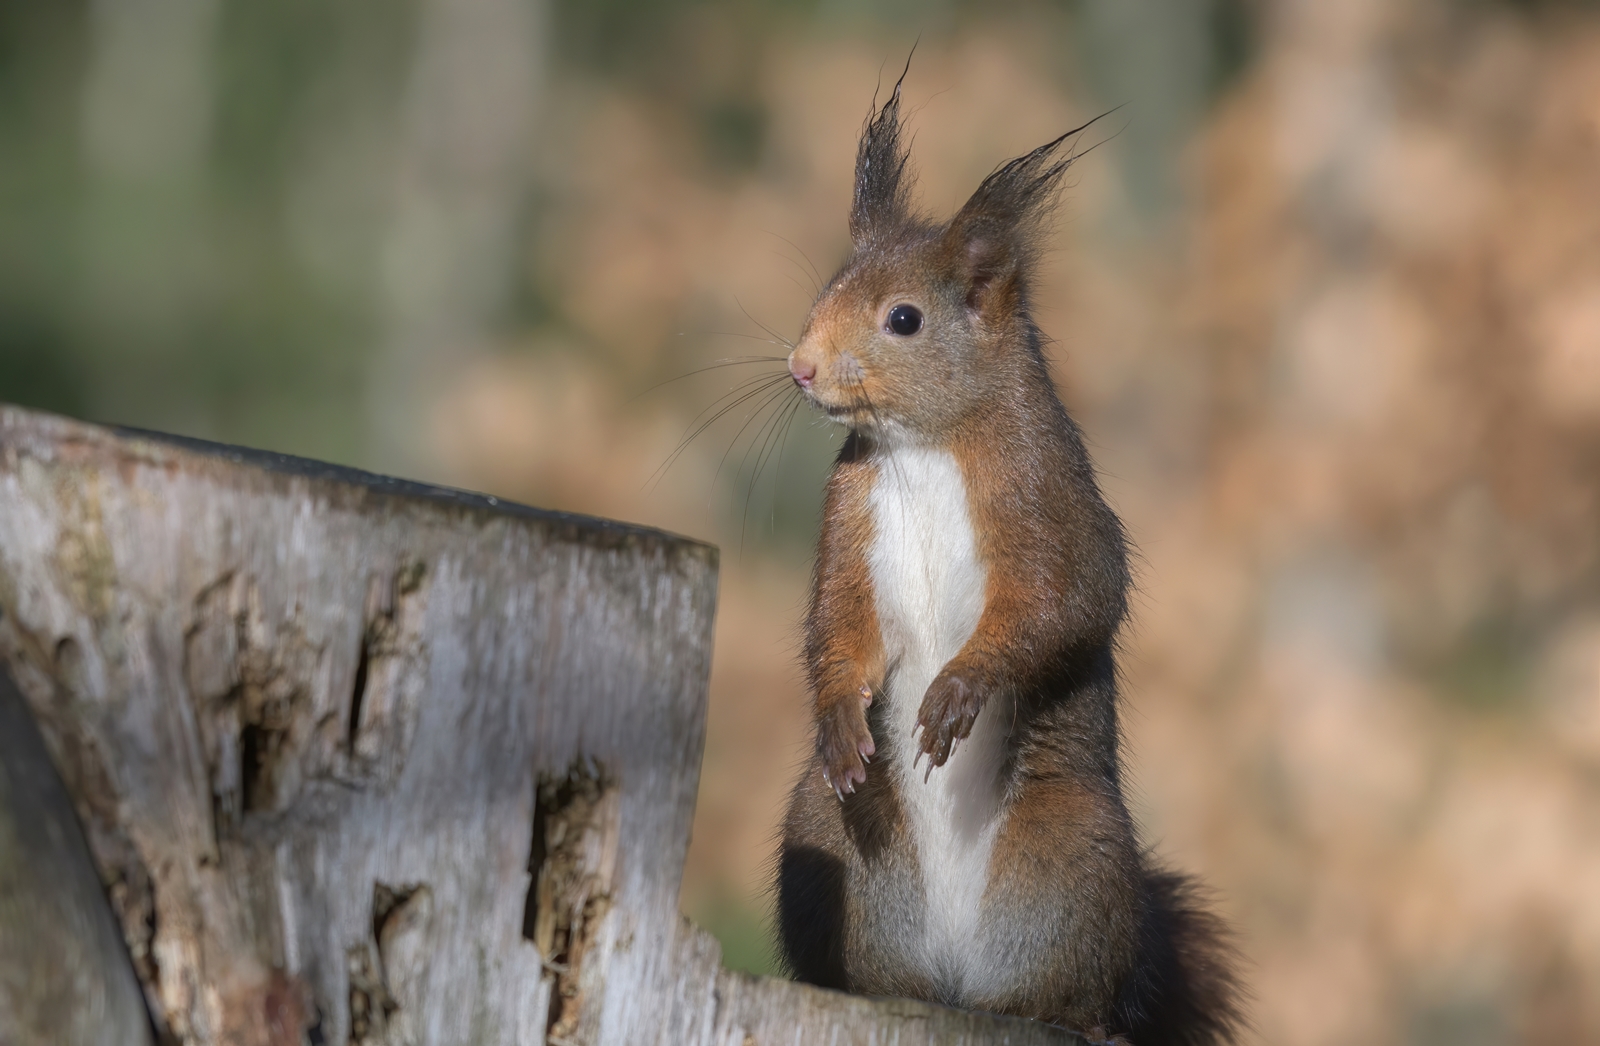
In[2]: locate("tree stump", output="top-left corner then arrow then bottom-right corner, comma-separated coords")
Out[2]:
0,403 -> 1080,1046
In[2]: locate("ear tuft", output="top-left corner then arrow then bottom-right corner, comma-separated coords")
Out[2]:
849,56 -> 917,243
943,110 -> 1118,312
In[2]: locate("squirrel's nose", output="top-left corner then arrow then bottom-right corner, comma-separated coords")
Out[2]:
789,353 -> 816,389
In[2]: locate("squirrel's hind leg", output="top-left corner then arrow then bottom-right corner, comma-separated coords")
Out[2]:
775,746 -> 932,998
966,773 -> 1147,1030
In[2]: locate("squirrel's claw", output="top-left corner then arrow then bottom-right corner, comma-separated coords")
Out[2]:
915,670 -> 983,772
816,694 -> 874,801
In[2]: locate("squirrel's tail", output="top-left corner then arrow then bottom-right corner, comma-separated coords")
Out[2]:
1115,866 -> 1248,1046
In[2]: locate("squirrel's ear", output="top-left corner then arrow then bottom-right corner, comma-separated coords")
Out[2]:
942,114 -> 1109,318
850,66 -> 915,243
942,213 -> 1024,321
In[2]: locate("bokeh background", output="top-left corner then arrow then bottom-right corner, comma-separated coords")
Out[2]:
5,0 -> 1600,1042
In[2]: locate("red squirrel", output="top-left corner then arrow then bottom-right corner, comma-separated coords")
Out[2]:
774,74 -> 1244,1044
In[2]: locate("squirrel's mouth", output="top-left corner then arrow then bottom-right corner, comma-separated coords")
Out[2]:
819,399 -> 876,428
802,354 -> 878,423
799,371 -> 878,427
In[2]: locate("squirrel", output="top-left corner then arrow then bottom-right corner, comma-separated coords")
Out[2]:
773,71 -> 1244,1046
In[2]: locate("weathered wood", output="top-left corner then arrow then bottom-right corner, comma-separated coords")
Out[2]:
0,665 -> 155,1046
708,963 -> 1084,1045
0,403 -> 1080,1046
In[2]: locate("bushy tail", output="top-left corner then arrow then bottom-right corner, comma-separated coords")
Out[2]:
1114,867 -> 1248,1046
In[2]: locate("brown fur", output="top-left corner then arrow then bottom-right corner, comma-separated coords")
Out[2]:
804,432 -> 885,795
775,71 -> 1245,1044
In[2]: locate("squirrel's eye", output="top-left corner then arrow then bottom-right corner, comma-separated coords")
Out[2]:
886,304 -> 923,336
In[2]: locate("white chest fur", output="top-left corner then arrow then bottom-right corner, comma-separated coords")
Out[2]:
866,444 -> 1011,998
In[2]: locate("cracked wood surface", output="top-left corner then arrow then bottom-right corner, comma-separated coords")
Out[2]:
0,404 -> 1080,1046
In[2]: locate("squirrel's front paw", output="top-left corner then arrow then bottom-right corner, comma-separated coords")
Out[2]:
915,670 -> 982,770
816,690 -> 875,800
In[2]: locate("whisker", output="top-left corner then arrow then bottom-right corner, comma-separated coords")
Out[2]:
769,249 -> 820,297
715,381 -> 797,501
645,373 -> 795,491
679,372 -> 788,457
765,230 -> 825,291
734,296 -> 796,350
726,383 -> 798,539
699,331 -> 791,346
629,356 -> 787,402
682,370 -> 797,433
760,395 -> 806,541
773,266 -> 815,302
847,372 -> 910,495
739,387 -> 803,554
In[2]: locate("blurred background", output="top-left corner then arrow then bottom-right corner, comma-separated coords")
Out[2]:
4,0 -> 1600,1041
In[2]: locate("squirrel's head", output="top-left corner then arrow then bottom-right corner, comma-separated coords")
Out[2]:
788,74 -> 1100,442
